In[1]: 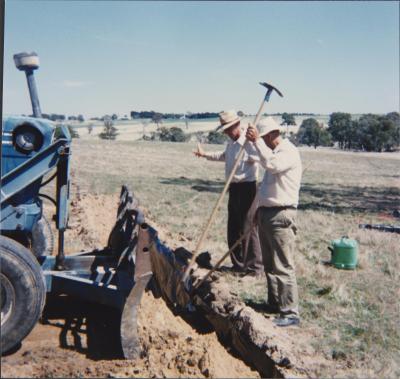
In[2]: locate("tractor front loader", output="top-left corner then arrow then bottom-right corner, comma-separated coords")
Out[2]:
0,52 -> 152,358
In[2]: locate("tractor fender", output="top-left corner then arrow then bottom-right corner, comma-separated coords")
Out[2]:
31,216 -> 54,257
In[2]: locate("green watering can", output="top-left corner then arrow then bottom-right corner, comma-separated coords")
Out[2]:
328,237 -> 358,270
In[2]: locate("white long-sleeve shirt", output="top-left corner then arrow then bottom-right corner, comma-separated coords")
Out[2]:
204,133 -> 259,182
254,138 -> 302,208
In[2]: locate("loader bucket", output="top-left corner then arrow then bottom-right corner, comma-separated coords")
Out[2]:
40,185 -> 153,359
98,186 -> 153,359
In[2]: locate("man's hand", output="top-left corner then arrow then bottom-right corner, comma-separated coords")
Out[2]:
246,123 -> 259,142
247,156 -> 258,164
194,143 -> 206,157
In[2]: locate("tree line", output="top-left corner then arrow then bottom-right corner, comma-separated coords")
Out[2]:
23,113 -> 85,122
47,109 -> 400,152
130,111 -> 219,119
293,112 -> 400,152
95,110 -> 400,151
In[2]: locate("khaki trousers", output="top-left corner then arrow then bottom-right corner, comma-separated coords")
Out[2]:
257,207 -> 299,317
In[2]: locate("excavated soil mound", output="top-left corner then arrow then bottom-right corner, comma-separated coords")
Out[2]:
1,189 -> 258,378
1,291 -> 258,378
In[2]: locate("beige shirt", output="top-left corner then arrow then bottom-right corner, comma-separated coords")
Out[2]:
254,138 -> 302,208
205,132 -> 259,182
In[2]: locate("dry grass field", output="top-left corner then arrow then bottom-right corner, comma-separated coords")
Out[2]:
66,137 -> 399,377
69,113 -> 330,141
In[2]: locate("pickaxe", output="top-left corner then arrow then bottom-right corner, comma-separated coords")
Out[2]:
181,82 -> 283,287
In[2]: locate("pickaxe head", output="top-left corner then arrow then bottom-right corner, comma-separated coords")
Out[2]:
260,82 -> 284,102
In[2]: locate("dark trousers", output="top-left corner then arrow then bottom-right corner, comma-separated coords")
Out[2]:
228,181 -> 263,273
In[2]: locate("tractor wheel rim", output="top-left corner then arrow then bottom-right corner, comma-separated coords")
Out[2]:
0,273 -> 15,327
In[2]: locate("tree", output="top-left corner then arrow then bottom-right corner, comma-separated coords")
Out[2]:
43,113 -> 65,121
99,117 -> 118,140
318,127 -> 333,148
297,118 -> 332,148
187,112 -> 219,119
111,114 -> 118,121
384,112 -> 400,149
280,113 -> 296,135
328,112 -> 352,149
297,118 -> 318,147
152,113 -> 163,128
355,114 -> 399,152
385,112 -> 400,148
160,127 -> 187,142
386,111 -> 400,125
87,124 -> 93,135
237,110 -> 245,117
55,123 -> 79,139
281,113 -> 296,126
184,111 -> 193,130
77,114 -> 84,122
207,131 -> 227,144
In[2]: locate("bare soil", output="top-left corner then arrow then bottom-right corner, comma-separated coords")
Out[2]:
1,189 -> 259,379
1,291 -> 259,378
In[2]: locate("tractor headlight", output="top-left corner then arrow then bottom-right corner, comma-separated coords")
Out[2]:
13,123 -> 44,154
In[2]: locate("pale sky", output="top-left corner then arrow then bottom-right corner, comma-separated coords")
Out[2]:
3,1 -> 399,118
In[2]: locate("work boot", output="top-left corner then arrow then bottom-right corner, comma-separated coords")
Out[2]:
273,316 -> 300,327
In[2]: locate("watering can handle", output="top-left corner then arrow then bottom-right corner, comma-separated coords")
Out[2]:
328,246 -> 334,260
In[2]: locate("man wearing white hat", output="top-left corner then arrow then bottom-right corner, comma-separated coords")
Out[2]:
246,117 -> 302,327
194,110 -> 263,276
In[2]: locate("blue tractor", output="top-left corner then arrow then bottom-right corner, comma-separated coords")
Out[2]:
1,52 -> 153,357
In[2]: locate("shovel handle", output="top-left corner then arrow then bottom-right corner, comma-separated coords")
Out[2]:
182,144 -> 246,282
253,93 -> 268,127
182,87 -> 271,283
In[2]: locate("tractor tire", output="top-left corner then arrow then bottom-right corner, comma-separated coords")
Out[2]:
31,216 -> 54,257
0,236 -> 46,354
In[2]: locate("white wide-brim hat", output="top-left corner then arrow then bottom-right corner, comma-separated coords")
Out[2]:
216,110 -> 241,131
257,116 -> 282,137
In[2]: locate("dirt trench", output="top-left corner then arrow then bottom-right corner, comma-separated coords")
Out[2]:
1,189 -> 259,378
1,291 -> 259,378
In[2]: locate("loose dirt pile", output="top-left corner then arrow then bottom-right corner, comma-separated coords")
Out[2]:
1,188 -> 259,378
1,291 -> 258,378
63,179 -> 175,253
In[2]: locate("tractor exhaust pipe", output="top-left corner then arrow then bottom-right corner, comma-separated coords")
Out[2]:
14,52 -> 42,118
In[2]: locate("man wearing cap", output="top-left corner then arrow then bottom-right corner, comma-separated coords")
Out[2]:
194,110 -> 263,276
246,117 -> 302,327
